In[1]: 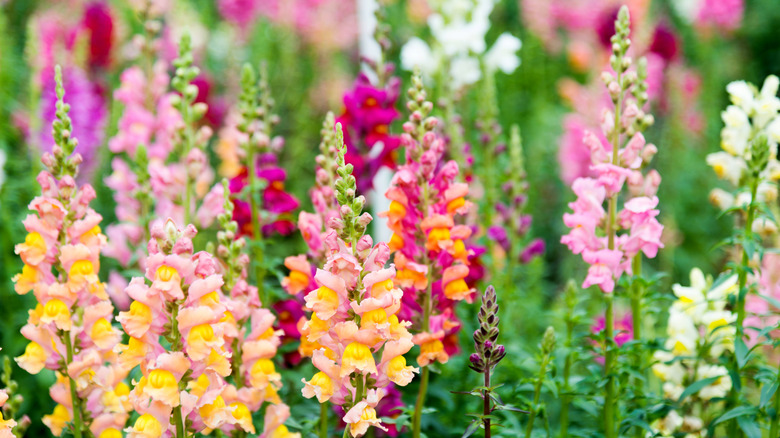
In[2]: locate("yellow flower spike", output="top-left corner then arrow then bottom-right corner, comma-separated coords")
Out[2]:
187,324 -> 218,358
205,348 -> 232,377
98,428 -> 122,438
155,265 -> 177,281
199,395 -> 228,429
199,291 -> 221,308
360,309 -> 388,330
42,299 -> 71,331
145,369 -> 179,407
13,264 -> 39,294
340,342 -> 377,377
69,259 -> 95,278
426,227 -> 451,249
249,359 -> 278,388
42,404 -> 71,436
258,326 -> 276,340
369,279 -> 394,298
128,413 -> 163,438
446,197 -> 466,214
302,371 -> 334,402
90,318 -> 116,349
230,401 -> 256,433
444,278 -> 469,300
388,233 -> 404,251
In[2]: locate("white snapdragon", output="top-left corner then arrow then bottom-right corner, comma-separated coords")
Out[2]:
650,268 -> 736,436
708,75 -> 780,210
399,0 -> 521,89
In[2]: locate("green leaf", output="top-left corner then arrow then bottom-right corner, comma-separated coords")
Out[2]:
737,416 -> 761,438
735,338 -> 750,369
760,381 -> 778,408
711,406 -> 757,427
462,420 -> 481,438
676,376 -> 721,403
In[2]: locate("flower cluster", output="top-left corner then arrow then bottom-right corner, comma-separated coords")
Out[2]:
650,268 -> 737,436
13,67 -> 128,438
487,126 -> 545,265
279,113 -> 342,363
382,73 -> 475,365
400,0 -> 521,89
211,181 -> 296,437
469,286 -> 506,374
300,127 -> 417,437
590,311 -> 633,365
706,75 -> 780,218
115,221 -> 244,436
336,73 -> 401,193
561,8 -> 663,294
221,66 -> 299,238
104,33 -> 218,308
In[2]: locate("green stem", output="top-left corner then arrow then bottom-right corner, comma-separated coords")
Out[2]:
525,352 -> 550,438
62,331 -> 83,438
559,319 -> 574,438
320,401 -> 328,438
412,366 -> 430,438
174,405 -> 185,438
604,295 -> 616,438
728,177 -> 758,436
769,363 -> 780,438
484,367 -> 491,438
247,145 -> 266,304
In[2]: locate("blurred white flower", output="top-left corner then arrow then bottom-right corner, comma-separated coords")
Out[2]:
449,55 -> 481,89
484,33 -> 522,74
696,365 -> 732,400
400,37 -> 438,76
706,151 -> 745,185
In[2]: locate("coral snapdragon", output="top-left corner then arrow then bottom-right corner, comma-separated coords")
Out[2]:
300,126 -> 417,438
381,72 -> 475,437
13,67 -> 128,438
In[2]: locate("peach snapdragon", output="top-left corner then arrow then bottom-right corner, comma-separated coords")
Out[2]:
300,126 -> 417,437
13,66 -> 128,438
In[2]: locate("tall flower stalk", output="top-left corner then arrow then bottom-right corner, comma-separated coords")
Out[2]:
13,66 -> 128,438
560,7 -> 661,437
525,327 -> 555,438
381,72 -> 476,437
467,286 -> 507,438
300,125 -> 417,438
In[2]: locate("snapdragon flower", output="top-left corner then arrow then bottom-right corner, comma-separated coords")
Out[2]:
117,220 -> 245,437
650,268 -> 737,436
399,0 -> 521,89
13,67 -> 128,438
300,125 -> 417,438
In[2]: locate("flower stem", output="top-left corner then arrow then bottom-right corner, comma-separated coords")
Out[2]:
559,316 -> 574,438
247,145 -> 266,304
769,363 -> 780,438
320,401 -> 328,438
630,255 -> 644,438
412,366 -> 430,438
525,349 -> 550,438
62,331 -> 83,438
174,404 -> 185,438
604,294 -> 616,438
484,367 -> 491,438
413,273 -> 432,437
